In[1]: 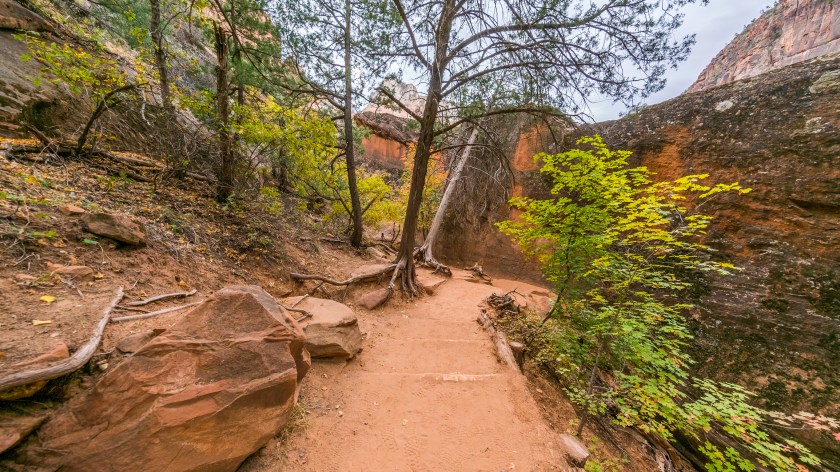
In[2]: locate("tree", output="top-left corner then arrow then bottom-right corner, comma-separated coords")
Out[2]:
204,0 -> 286,201
415,125 -> 477,274
498,136 -> 824,471
273,0 -> 399,246
377,0 -> 709,295
17,34 -> 145,155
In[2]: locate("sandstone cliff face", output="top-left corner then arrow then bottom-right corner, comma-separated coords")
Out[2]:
689,0 -> 840,92
436,53 -> 840,463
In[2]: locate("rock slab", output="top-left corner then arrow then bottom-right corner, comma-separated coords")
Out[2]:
80,212 -> 147,246
416,272 -> 447,294
0,414 -> 46,455
33,285 -> 310,472
356,287 -> 390,310
284,296 -> 362,358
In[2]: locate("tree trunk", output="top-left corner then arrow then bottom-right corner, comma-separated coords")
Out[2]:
150,0 -> 188,178
416,125 -> 478,275
390,0 -> 457,295
214,22 -> 234,202
343,0 -> 364,248
149,0 -> 172,113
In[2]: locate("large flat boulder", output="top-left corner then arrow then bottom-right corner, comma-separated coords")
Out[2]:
284,296 -> 362,359
80,212 -> 147,246
31,285 -> 310,472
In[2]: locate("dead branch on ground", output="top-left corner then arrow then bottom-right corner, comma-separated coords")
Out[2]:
110,301 -> 203,322
0,287 -> 124,392
124,289 -> 198,307
477,308 -> 521,372
465,263 -> 492,283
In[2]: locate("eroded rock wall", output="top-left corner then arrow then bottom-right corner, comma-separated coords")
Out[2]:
689,0 -> 840,92
436,53 -> 840,463
596,52 -> 840,465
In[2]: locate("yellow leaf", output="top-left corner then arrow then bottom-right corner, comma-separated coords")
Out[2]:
32,319 -> 52,326
94,272 -> 104,280
39,295 -> 56,304
178,281 -> 187,287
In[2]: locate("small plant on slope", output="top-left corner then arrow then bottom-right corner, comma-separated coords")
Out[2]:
499,135 -> 826,471
17,33 -> 145,154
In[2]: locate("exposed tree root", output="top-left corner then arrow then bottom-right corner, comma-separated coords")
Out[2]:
414,245 -> 452,276
291,263 -> 396,287
465,263 -> 492,283
0,287 -> 123,392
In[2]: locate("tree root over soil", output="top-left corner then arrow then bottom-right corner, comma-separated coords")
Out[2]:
413,246 -> 452,276
290,263 -> 396,287
0,287 -> 124,392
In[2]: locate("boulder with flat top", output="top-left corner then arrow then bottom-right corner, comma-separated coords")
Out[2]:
31,285 -> 310,472
284,296 -> 362,359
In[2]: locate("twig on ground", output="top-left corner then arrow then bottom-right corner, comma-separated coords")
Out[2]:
124,289 -> 198,306
111,301 -> 202,322
114,305 -> 151,313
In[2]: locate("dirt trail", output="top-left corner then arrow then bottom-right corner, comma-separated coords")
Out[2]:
242,269 -> 565,471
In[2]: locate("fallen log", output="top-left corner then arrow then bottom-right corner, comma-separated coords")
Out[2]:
124,289 -> 197,307
477,309 -> 520,372
0,287 -> 124,392
104,152 -> 161,168
110,301 -> 202,322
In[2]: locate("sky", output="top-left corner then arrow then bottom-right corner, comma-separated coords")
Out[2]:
587,0 -> 777,122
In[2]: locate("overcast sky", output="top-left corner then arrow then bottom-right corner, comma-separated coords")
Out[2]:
587,0 -> 776,122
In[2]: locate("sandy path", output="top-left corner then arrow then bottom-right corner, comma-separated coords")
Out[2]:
242,269 -> 564,471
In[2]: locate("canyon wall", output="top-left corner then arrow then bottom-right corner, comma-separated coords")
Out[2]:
689,0 -> 840,92
433,52 -> 840,463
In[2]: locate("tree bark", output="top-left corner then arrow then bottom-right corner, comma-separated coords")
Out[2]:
149,0 -> 172,113
390,0 -> 457,295
343,0 -> 364,248
214,22 -> 234,202
416,125 -> 478,274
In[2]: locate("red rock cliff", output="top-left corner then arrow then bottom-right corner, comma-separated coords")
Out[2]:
689,0 -> 840,92
439,53 -> 840,465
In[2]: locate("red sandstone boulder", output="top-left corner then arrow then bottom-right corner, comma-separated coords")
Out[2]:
80,213 -> 147,246
0,413 -> 46,455
356,287 -> 390,310
33,285 -> 310,472
57,204 -> 85,216
283,296 -> 362,358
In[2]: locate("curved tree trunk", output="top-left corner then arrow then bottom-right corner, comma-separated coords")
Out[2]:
416,125 -> 478,275
389,0 -> 457,296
